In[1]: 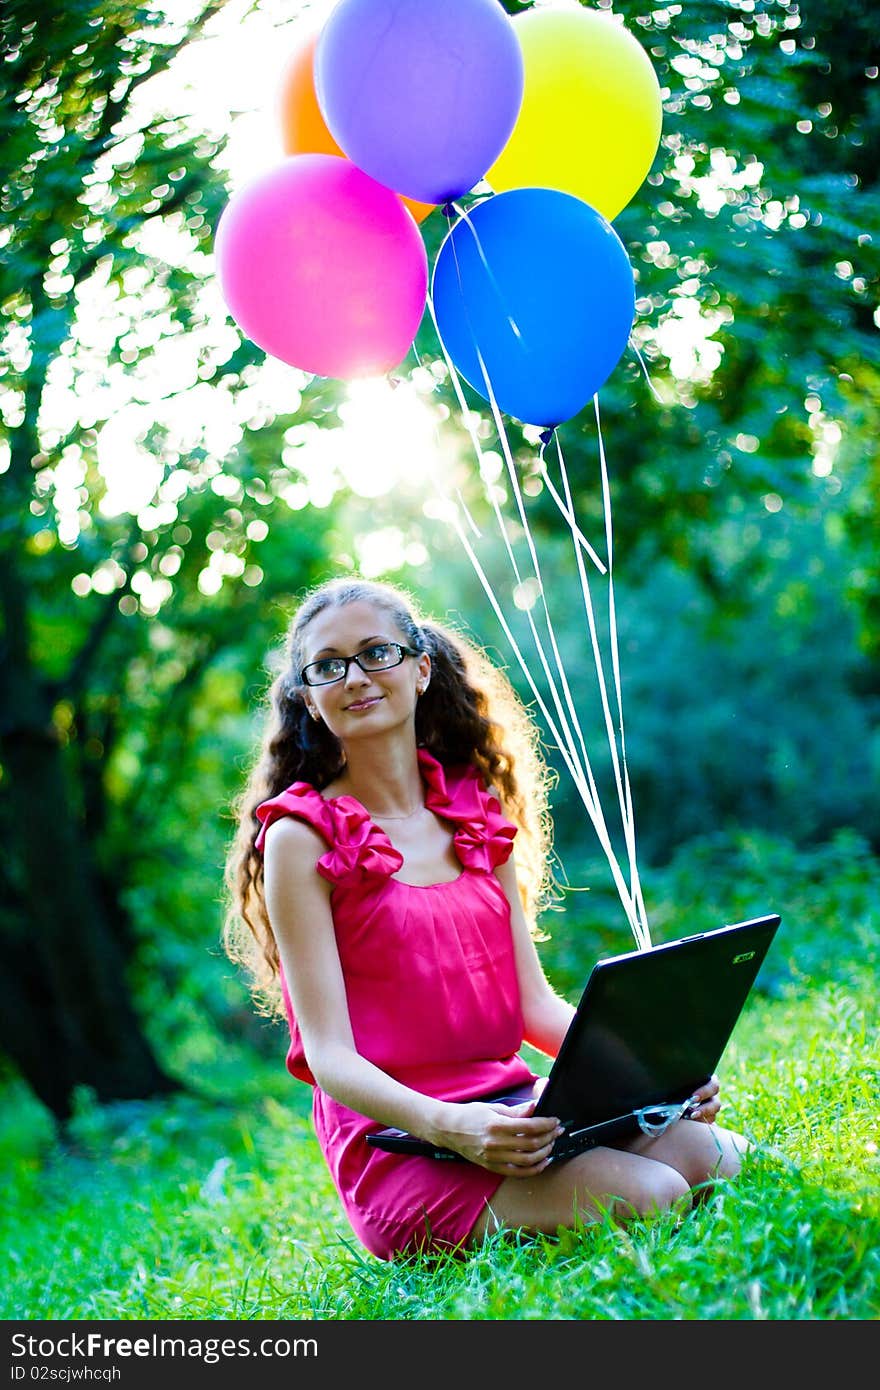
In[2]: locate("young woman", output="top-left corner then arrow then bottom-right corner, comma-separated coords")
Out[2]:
223,577 -> 748,1261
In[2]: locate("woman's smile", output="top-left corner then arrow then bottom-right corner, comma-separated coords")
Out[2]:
344,694 -> 384,713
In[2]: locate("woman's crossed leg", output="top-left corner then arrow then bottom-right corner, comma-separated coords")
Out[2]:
468,1119 -> 749,1241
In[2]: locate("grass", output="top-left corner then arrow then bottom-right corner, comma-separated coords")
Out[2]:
3,829 -> 879,1321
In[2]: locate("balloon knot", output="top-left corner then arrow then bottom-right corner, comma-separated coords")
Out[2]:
539,428 -> 555,446
441,202 -> 457,219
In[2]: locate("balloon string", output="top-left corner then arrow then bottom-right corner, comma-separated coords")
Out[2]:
451,200 -> 526,345
549,426 -> 649,949
427,288 -> 594,814
459,305 -> 649,947
554,420 -> 633,901
556,416 -> 650,947
420,308 -> 603,814
629,335 -> 664,404
593,396 -> 649,939
447,502 -> 642,934
424,293 -> 524,576
404,341 -> 483,539
472,341 -> 621,851
425,289 -> 641,936
443,203 -> 601,574
534,456 -> 606,576
446,505 -> 592,804
428,207 -> 647,943
437,231 -> 596,792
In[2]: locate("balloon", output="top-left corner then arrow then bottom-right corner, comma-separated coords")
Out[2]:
277,28 -> 434,225
431,188 -> 635,428
314,0 -> 524,205
486,8 -> 663,223
214,155 -> 428,380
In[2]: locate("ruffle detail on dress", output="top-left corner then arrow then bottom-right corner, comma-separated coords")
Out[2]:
254,782 -> 332,855
255,783 -> 404,885
418,749 -> 517,873
316,795 -> 405,884
254,749 -> 516,885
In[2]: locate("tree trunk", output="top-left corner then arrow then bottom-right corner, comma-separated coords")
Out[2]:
0,713 -> 180,1123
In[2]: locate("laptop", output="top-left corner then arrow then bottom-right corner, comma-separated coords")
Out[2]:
366,913 -> 781,1163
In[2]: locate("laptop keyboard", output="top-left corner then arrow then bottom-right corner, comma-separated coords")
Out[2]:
551,1113 -> 639,1162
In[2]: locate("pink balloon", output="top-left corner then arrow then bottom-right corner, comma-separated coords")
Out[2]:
214,155 -> 428,379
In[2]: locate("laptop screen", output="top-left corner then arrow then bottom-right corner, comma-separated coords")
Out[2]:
537,915 -> 781,1126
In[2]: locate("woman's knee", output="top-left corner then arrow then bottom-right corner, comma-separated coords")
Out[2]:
468,1150 -> 691,1242
566,1150 -> 691,1224
613,1162 -> 691,1220
704,1124 -> 751,1180
677,1123 -> 751,1187
629,1120 -> 751,1189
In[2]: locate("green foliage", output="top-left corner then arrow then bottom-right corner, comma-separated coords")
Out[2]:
0,0 -> 348,1115
608,529 -> 876,859
536,825 -> 879,1003
400,456 -> 877,881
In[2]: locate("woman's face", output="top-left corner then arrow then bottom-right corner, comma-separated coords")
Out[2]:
299,599 -> 431,742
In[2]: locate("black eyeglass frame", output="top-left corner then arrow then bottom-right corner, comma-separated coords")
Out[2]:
300,642 -> 422,688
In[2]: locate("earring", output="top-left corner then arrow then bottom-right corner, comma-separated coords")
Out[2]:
307,705 -> 321,721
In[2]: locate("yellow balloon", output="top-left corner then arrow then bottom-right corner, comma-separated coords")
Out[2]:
486,7 -> 663,222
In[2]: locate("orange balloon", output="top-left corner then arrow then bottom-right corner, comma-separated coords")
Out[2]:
278,31 -> 435,226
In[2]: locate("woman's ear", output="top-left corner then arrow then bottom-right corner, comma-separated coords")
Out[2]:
416,654 -> 431,695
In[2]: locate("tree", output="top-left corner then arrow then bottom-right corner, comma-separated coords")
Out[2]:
0,0 -> 335,1122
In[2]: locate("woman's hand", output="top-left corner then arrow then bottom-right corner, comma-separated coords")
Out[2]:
437,1098 -> 562,1176
687,1073 -> 721,1124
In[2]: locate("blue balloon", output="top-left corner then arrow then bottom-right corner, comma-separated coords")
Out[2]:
432,188 -> 635,428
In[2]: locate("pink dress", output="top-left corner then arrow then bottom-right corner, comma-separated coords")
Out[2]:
254,747 -> 538,1261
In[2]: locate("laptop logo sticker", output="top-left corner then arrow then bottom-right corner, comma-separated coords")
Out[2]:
733,951 -> 756,963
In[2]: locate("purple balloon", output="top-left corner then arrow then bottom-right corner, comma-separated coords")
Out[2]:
315,0 -> 524,206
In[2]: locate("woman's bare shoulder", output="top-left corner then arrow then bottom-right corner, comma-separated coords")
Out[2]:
262,811 -> 326,862
262,814 -> 333,924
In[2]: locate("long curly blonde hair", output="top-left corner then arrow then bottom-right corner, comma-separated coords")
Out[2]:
222,576 -> 558,1017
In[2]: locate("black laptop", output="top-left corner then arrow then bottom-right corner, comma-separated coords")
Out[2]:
366,913 -> 781,1163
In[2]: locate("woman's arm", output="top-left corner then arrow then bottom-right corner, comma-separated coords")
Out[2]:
262,817 -> 560,1172
494,854 -> 575,1059
263,815 -> 445,1134
497,857 -> 726,1122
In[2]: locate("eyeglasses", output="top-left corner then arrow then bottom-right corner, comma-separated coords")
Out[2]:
633,1099 -> 697,1139
301,641 -> 421,688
